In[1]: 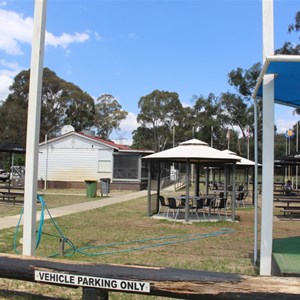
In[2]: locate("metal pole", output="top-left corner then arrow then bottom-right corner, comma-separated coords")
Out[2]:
231,163 -> 236,222
260,0 -> 274,276
23,0 -> 47,256
296,122 -> 299,188
44,134 -> 48,190
247,126 -> 250,160
147,161 -> 151,216
185,159 -> 190,222
211,126 -> 213,147
254,97 -> 259,265
173,126 -> 175,148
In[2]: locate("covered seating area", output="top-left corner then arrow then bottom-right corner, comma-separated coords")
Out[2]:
144,139 -> 241,222
156,193 -> 228,222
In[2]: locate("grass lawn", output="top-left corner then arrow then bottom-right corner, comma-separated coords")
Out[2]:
0,190 -> 299,299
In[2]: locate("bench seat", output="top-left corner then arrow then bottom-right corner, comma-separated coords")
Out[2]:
0,194 -> 16,204
275,205 -> 300,209
280,209 -> 300,220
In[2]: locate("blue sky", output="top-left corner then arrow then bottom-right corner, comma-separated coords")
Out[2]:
0,0 -> 299,144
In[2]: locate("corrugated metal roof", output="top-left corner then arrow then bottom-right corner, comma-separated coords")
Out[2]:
39,131 -> 154,154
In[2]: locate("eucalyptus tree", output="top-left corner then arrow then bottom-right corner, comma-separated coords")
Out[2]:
276,11 -> 300,55
1,68 -> 95,145
135,90 -> 184,151
222,62 -> 261,156
94,94 -> 128,140
220,92 -> 252,139
192,93 -> 227,149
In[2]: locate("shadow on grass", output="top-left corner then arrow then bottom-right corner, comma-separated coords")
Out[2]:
0,289 -> 68,300
273,236 -> 300,255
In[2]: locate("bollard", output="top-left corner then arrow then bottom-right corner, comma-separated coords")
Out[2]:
59,238 -> 65,257
82,288 -> 108,300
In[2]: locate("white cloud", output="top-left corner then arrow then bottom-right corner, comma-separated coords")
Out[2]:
0,74 -> 12,100
0,7 -> 91,56
0,8 -> 33,55
111,112 -> 138,145
128,32 -> 137,39
45,31 -> 90,49
0,6 -> 92,100
119,112 -> 138,133
181,102 -> 190,108
94,31 -> 102,41
276,117 -> 299,134
275,106 -> 299,134
0,59 -> 22,100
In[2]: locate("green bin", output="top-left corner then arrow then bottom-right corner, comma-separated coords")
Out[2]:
85,179 -> 97,198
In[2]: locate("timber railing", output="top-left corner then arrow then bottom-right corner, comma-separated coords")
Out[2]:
0,254 -> 299,299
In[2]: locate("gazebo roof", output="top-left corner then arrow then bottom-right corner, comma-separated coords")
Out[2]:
222,150 -> 256,166
0,142 -> 26,154
144,139 -> 240,164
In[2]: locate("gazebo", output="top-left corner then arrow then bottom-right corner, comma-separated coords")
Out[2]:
143,139 -> 240,222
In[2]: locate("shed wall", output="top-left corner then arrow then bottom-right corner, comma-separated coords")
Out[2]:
38,135 -> 113,182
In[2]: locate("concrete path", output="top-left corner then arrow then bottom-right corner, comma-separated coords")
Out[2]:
0,190 -> 150,230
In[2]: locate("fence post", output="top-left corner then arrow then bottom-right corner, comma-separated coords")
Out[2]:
82,288 -> 108,300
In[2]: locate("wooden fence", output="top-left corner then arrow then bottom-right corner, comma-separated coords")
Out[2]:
0,254 -> 299,299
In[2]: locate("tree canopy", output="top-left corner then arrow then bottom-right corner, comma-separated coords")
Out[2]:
1,68 -> 129,147
0,68 -> 95,145
94,94 -> 128,140
134,90 -> 184,151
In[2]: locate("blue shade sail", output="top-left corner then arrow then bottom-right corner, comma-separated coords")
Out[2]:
254,56 -> 300,108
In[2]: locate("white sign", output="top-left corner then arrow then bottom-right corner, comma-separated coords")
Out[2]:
35,270 -> 150,293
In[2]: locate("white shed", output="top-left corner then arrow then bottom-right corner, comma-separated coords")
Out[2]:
38,131 -> 153,190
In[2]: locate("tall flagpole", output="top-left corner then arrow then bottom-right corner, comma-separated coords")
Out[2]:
23,0 -> 47,256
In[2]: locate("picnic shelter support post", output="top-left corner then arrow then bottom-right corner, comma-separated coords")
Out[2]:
156,161 -> 161,215
184,159 -> 190,222
147,160 -> 152,216
231,163 -> 237,221
260,0 -> 274,275
194,163 -> 200,196
23,0 -> 47,256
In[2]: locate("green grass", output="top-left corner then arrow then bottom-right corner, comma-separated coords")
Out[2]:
0,189 -> 293,299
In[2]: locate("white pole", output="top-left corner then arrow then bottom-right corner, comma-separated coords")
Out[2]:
247,126 -> 250,160
260,0 -> 274,276
296,122 -> 299,188
253,97 -> 259,265
44,134 -> 48,190
23,0 -> 47,256
211,126 -> 213,148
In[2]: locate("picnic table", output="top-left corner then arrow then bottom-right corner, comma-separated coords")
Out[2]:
274,197 -> 300,220
0,186 -> 24,204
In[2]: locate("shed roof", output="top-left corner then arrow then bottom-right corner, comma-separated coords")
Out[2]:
39,131 -> 154,154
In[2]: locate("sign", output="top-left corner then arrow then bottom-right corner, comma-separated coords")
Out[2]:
35,270 -> 150,293
285,129 -> 295,139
